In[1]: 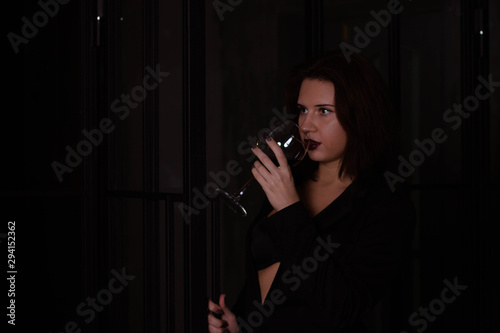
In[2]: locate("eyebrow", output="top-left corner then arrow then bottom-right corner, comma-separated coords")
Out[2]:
297,103 -> 335,107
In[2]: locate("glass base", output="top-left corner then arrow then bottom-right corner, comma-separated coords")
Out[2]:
216,188 -> 248,217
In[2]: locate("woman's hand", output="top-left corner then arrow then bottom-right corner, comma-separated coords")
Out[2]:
251,137 -> 300,211
208,294 -> 238,333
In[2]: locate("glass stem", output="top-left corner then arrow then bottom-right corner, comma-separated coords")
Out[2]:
234,177 -> 253,201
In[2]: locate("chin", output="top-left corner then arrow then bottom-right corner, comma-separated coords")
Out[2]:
307,150 -> 323,161
308,150 -> 343,164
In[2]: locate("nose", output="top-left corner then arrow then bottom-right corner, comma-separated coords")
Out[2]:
298,113 -> 316,137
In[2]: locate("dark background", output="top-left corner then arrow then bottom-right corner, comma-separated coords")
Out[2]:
2,0 -> 499,332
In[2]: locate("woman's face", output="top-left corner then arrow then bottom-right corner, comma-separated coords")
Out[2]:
297,78 -> 348,167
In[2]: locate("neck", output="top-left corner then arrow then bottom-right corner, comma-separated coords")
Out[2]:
314,161 -> 352,187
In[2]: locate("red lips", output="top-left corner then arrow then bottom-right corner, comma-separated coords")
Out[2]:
305,139 -> 321,151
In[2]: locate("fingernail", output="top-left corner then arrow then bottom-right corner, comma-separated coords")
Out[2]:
265,135 -> 272,142
216,309 -> 223,315
251,144 -> 256,149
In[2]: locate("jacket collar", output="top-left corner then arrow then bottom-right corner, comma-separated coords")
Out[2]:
313,177 -> 373,229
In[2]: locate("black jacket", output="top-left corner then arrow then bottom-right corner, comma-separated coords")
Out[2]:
232,177 -> 416,332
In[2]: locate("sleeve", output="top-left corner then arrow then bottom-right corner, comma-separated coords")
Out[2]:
260,194 -> 415,330
230,199 -> 274,318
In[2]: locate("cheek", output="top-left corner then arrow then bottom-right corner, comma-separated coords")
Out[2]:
297,114 -> 304,127
298,116 -> 306,140
323,122 -> 348,152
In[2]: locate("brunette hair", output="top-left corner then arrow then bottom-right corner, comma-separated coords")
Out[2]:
286,51 -> 399,186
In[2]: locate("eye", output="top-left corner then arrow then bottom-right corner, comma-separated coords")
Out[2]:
319,108 -> 333,115
297,106 -> 307,114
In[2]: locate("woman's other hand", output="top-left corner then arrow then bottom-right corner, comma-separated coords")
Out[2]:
208,294 -> 238,333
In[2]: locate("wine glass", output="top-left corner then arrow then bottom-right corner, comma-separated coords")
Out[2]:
216,120 -> 309,217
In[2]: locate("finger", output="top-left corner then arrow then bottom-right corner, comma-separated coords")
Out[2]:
251,162 -> 271,188
253,160 -> 274,182
208,325 -> 228,333
208,314 -> 229,333
251,146 -> 279,173
265,137 -> 288,168
208,298 -> 223,315
208,327 -> 225,333
219,294 -> 228,310
207,313 -> 225,328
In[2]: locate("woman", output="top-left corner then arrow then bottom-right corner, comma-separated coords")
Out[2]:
208,51 -> 415,332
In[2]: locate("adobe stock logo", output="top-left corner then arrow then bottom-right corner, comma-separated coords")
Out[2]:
49,267 -> 136,333
237,235 -> 341,332
212,0 -> 243,22
51,65 -> 169,183
178,107 -> 297,224
339,0 -> 404,63
7,0 -> 72,54
400,276 -> 467,333
384,74 -> 499,192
